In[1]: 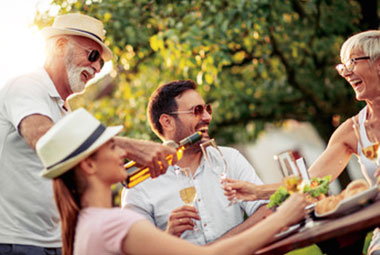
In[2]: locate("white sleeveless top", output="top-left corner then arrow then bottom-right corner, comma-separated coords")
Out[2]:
357,106 -> 377,185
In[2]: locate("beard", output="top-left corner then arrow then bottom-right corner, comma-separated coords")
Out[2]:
64,48 -> 94,93
173,119 -> 207,154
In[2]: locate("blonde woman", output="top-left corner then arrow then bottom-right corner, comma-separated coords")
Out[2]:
223,30 -> 380,255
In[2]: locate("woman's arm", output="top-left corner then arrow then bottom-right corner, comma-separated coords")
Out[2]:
223,178 -> 280,201
222,117 -> 358,204
308,117 -> 357,181
122,194 -> 306,255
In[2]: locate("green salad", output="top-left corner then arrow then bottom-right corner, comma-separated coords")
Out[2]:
267,175 -> 331,209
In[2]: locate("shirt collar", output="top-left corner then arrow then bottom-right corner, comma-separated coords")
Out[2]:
40,67 -> 66,109
173,156 -> 206,179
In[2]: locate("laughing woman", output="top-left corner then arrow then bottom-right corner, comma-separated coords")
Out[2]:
36,108 -> 306,255
307,30 -> 380,187
222,30 -> 380,255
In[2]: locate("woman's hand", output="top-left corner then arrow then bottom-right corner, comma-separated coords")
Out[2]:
222,178 -> 259,201
222,178 -> 279,201
276,193 -> 307,226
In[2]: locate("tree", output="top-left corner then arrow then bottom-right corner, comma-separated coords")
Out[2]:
35,0 -> 378,144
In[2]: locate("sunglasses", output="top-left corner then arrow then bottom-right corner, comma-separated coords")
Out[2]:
335,56 -> 370,76
69,40 -> 104,69
169,104 -> 212,116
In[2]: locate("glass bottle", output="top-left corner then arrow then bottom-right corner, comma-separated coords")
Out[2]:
122,131 -> 202,188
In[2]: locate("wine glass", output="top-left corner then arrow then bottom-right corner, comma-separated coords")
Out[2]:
274,151 -> 300,178
176,167 -> 199,231
352,117 -> 378,186
275,152 -> 316,229
200,139 -> 239,205
363,121 -> 379,160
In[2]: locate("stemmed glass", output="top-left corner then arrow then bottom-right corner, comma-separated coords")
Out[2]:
352,117 -> 379,186
275,151 -> 316,229
200,139 -> 239,206
176,167 -> 199,231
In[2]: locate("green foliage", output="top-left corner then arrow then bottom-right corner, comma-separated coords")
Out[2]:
35,0 -> 375,144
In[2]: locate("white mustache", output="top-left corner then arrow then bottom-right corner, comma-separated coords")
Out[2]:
82,67 -> 95,80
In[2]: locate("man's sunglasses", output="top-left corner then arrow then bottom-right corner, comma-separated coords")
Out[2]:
169,104 -> 212,116
88,50 -> 104,68
70,40 -> 104,68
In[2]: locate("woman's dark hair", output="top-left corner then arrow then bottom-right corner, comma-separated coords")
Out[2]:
53,167 -> 87,255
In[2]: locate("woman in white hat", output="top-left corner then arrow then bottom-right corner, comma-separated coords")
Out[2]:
37,108 -> 307,255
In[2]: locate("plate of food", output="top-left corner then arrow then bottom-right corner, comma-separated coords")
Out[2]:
315,179 -> 378,218
267,175 -> 331,210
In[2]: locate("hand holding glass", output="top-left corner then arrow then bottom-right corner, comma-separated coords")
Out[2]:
200,139 -> 239,205
177,167 -> 199,231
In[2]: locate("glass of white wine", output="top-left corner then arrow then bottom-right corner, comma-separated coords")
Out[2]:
177,167 -> 199,231
352,117 -> 379,186
200,139 -> 239,206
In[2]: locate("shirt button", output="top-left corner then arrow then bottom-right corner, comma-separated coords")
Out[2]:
198,198 -> 201,202
203,223 -> 207,227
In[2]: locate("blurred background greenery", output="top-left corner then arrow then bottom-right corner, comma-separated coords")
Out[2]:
33,1 -> 379,253
34,0 -> 379,187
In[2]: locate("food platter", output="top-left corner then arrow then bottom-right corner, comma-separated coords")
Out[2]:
314,185 -> 379,218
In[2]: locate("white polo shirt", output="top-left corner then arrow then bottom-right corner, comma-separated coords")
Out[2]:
122,146 -> 267,245
0,67 -> 66,247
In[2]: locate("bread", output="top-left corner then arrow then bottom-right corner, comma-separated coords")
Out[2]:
315,179 -> 369,215
343,179 -> 369,199
315,195 -> 341,214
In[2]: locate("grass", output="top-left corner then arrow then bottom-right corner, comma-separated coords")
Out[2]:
285,244 -> 324,255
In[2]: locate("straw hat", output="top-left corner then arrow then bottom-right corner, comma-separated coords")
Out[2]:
42,13 -> 112,61
37,108 -> 122,178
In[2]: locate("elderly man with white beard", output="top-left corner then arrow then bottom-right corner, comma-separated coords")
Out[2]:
0,13 -> 176,255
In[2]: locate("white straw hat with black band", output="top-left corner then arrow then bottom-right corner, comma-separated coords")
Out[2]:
42,13 -> 112,61
37,108 -> 122,179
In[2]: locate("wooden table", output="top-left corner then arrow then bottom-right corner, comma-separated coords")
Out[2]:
255,196 -> 380,255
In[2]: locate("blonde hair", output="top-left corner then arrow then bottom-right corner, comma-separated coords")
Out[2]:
340,30 -> 380,63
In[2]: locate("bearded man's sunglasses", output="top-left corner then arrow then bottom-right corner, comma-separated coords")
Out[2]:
70,40 -> 104,68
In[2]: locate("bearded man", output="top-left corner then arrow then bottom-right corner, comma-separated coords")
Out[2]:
0,13 -> 176,255
122,80 -> 270,245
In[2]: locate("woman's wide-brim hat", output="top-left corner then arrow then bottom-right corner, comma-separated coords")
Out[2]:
37,108 -> 123,179
42,13 -> 112,61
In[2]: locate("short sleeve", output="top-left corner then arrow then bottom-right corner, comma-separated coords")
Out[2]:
100,209 -> 146,253
3,76 -> 53,130
121,186 -> 155,223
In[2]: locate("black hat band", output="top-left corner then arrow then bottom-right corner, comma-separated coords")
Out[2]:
46,124 -> 106,170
